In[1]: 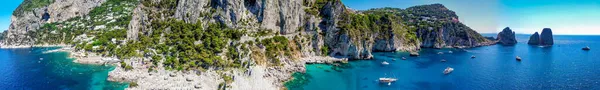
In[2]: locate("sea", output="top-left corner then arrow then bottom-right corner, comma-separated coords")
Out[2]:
0,47 -> 128,90
286,34 -> 600,90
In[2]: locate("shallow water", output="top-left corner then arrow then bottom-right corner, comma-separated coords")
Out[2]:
0,47 -> 127,90
288,35 -> 600,90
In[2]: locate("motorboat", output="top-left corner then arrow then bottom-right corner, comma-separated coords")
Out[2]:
379,77 -> 397,86
381,61 -> 390,65
443,67 -> 454,75
583,46 -> 591,50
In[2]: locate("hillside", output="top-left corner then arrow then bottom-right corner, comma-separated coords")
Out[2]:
0,0 -> 494,89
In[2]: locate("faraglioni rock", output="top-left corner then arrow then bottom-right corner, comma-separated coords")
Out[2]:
527,28 -> 554,46
496,27 -> 517,45
527,32 -> 540,45
540,28 -> 554,45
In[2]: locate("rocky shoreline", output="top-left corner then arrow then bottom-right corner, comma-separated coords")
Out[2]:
2,44 -> 347,89
1,44 -> 501,90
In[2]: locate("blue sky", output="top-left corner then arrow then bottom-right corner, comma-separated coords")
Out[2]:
0,0 -> 22,32
1,0 -> 600,35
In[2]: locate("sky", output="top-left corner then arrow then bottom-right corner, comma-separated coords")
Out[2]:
1,0 -> 600,35
0,0 -> 22,32
342,0 -> 600,35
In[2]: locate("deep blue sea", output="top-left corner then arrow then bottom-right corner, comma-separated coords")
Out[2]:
0,47 -> 127,90
288,34 -> 600,90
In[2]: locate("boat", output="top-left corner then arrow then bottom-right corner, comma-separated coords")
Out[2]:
471,55 -> 476,58
440,59 -> 447,62
516,56 -> 522,61
401,57 -> 407,60
448,51 -> 453,54
381,61 -> 390,65
392,59 -> 396,61
582,46 -> 591,50
378,77 -> 397,85
437,52 -> 444,54
443,67 -> 454,75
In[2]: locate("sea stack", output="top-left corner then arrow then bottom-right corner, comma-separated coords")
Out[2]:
527,32 -> 540,45
527,28 -> 554,46
540,28 -> 554,45
497,27 -> 517,45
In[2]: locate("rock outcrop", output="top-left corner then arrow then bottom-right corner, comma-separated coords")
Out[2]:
403,4 -> 495,48
496,27 -> 517,45
527,28 -> 553,46
540,28 -> 554,45
527,32 -> 540,45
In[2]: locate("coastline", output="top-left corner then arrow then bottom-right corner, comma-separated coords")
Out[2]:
0,44 -> 71,49
7,43 -> 497,90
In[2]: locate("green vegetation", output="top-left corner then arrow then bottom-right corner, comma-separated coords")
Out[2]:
260,36 -> 290,66
129,82 -> 138,87
320,45 -> 329,56
13,0 -> 54,17
336,8 -> 419,46
303,0 -> 338,17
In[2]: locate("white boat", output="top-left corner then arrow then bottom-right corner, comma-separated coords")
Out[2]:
381,61 -> 390,65
443,67 -> 454,75
471,55 -> 476,58
448,51 -> 453,54
401,57 -> 407,60
379,77 -> 397,85
440,59 -> 447,62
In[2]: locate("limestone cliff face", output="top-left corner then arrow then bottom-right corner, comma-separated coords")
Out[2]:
407,4 -> 494,48
320,1 -> 373,59
3,0 -> 489,60
497,27 -> 517,45
1,0 -> 106,46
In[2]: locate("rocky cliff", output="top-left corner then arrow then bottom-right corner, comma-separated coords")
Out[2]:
1,0 -> 106,46
400,4 -> 494,48
2,0 -> 494,59
497,27 -> 517,45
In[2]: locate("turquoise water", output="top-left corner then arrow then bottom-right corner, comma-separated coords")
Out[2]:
288,35 -> 600,90
0,47 -> 128,90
